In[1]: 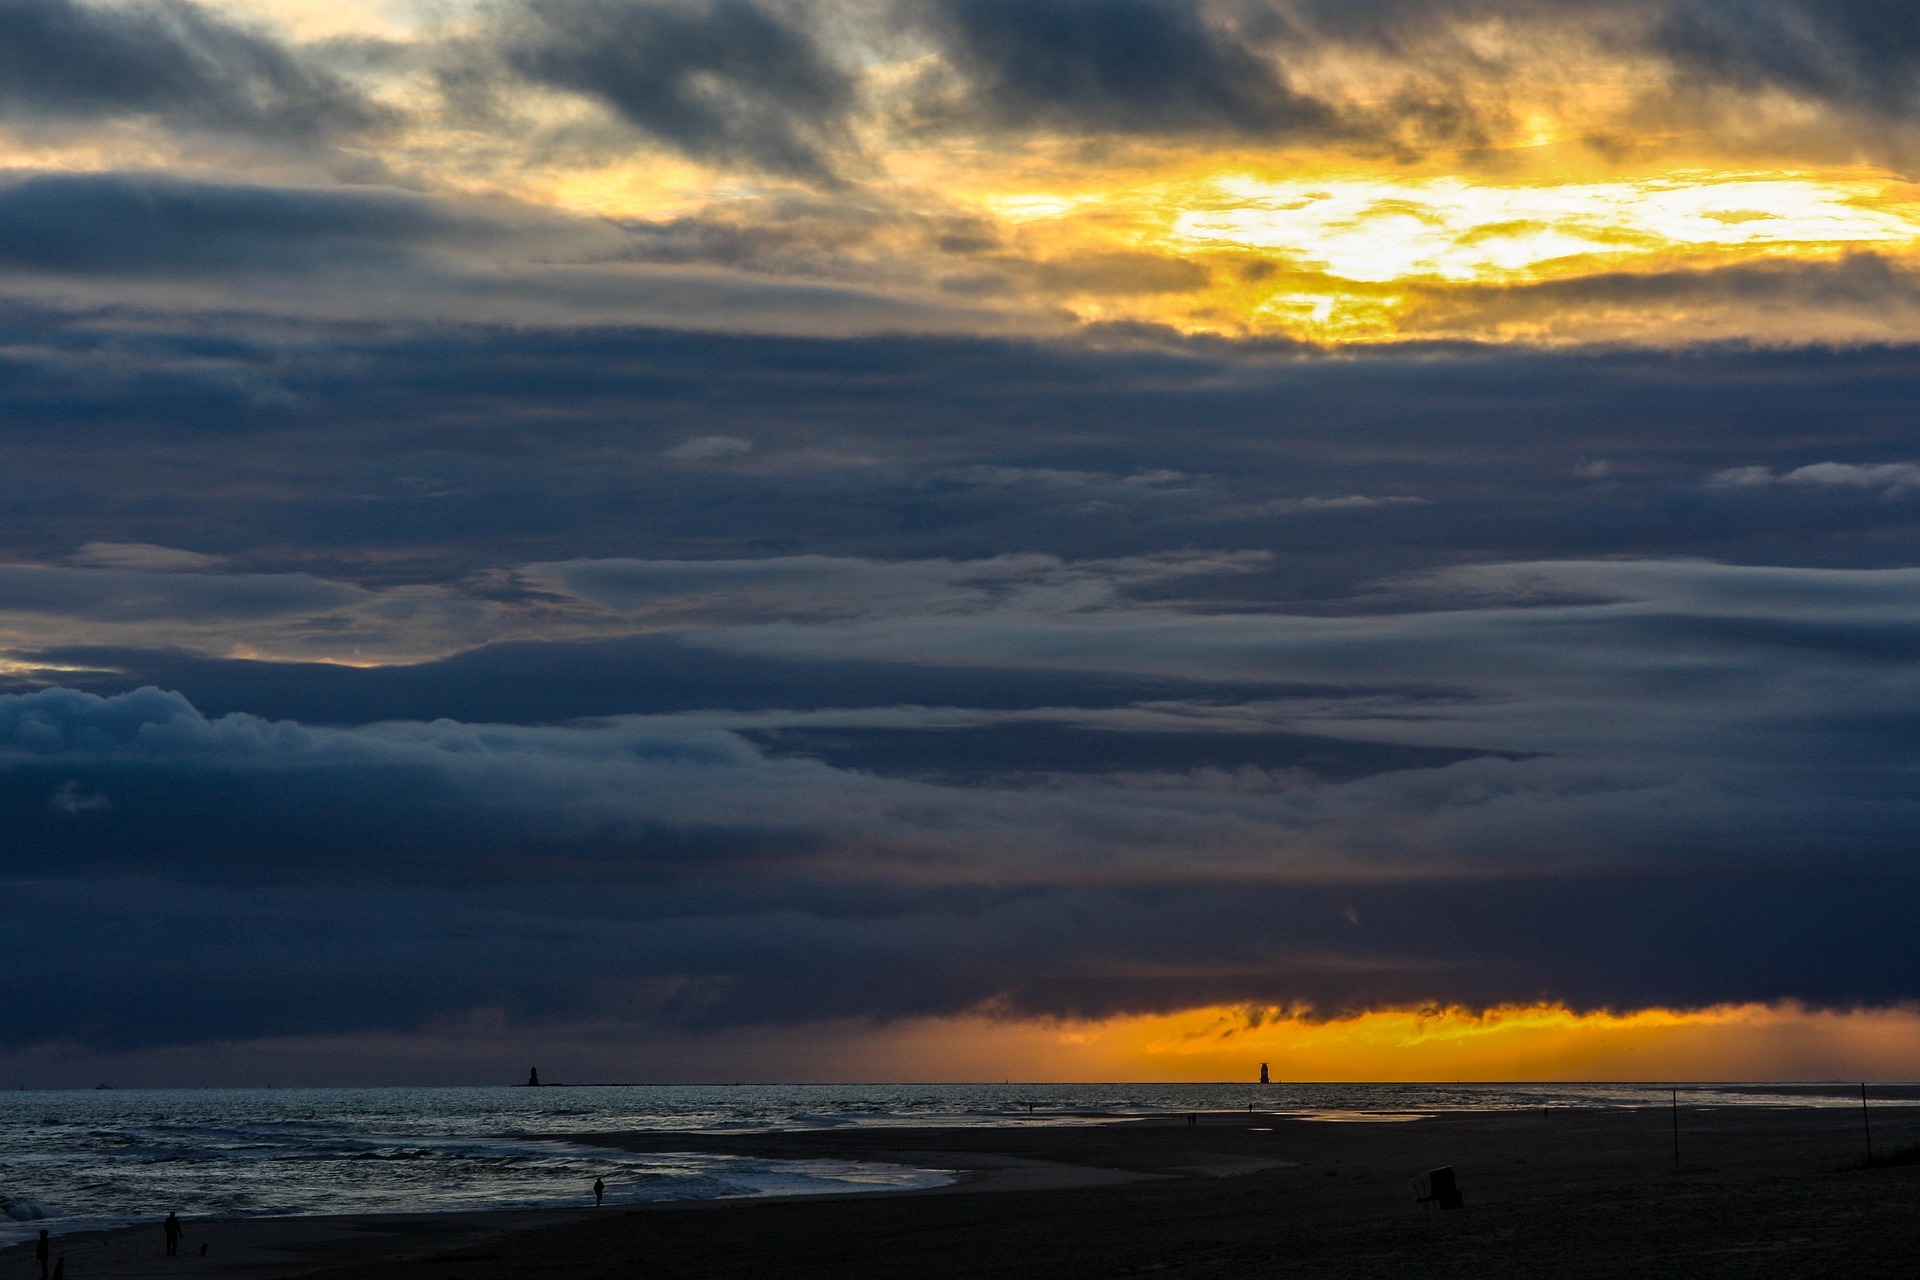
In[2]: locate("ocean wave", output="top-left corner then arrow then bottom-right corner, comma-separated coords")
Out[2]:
0,1080 -> 1875,1245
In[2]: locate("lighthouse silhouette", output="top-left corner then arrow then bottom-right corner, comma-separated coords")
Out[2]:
1259,1063 -> 1269,1084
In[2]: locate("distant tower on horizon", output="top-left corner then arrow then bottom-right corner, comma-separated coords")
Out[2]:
527,1067 -> 540,1087
1259,1063 -> 1269,1084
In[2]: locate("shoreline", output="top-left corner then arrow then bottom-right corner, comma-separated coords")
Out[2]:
7,1105 -> 1919,1279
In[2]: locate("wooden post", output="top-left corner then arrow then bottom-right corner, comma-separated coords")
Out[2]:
1861,1083 -> 1873,1164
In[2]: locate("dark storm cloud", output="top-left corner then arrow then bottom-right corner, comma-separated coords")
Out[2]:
0,171 -> 612,278
498,0 -> 858,180
6,864 -> 1917,1050
8,314 -> 1920,1059
9,313 -> 1920,582
737,721 -> 1502,783
1651,0 -> 1920,115
888,0 -> 1920,154
0,178 -> 1002,334
0,172 -> 972,333
0,561 -> 358,619
1290,0 -> 1920,117
918,0 -> 1330,136
459,0 -> 1338,162
2,0 -> 1912,185
22,635 -> 1305,725
0,0 -> 376,140
9,548 -> 1920,1048
0,685 -> 813,887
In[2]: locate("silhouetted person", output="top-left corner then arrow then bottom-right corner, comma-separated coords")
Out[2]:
593,1178 -> 604,1206
35,1229 -> 48,1280
164,1212 -> 182,1256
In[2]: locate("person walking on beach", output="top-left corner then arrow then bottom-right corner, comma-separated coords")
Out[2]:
35,1229 -> 48,1280
593,1177 -> 605,1206
164,1212 -> 182,1257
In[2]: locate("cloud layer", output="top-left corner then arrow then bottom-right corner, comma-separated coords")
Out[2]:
0,0 -> 377,140
6,2 -> 1920,343
9,536 -> 1920,1057
6,3 -> 1920,1079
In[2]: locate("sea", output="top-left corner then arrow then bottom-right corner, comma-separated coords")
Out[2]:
0,1081 -> 1905,1244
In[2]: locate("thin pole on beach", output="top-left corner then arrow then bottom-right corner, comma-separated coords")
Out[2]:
1861,1083 -> 1873,1164
1670,1088 -> 1680,1168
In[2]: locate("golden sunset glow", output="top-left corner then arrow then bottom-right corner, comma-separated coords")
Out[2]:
850,1003 -> 1920,1083
457,152 -> 1920,344
7,2 -> 1920,346
448,119 -> 1920,343
954,166 -> 1920,341
1181,175 -> 1920,276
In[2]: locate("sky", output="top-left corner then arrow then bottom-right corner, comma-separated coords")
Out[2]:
4,0 -> 1920,1085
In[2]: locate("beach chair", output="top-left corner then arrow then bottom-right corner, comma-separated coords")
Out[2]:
1408,1166 -> 1464,1211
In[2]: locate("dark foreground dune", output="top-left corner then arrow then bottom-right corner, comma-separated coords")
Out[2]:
10,1104 -> 1920,1279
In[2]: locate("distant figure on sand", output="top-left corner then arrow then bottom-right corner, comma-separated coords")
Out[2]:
164,1212 -> 182,1256
35,1229 -> 48,1280
593,1177 -> 605,1206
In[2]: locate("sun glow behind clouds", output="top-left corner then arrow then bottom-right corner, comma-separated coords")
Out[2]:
10,0 -> 1920,347
13,2 -> 1920,349
868,1002 -> 1920,1082
1174,173 -> 1919,282
972,167 -> 1920,341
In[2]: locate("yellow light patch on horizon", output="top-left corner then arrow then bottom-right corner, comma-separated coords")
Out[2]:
525,157 -> 727,222
0,135 -> 200,178
0,655 -> 104,679
851,1001 -> 1920,1082
955,167 -> 1920,341
205,0 -> 442,41
226,645 -> 393,669
1172,173 -> 1920,283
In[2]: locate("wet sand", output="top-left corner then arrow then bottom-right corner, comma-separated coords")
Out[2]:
9,1104 -> 1919,1279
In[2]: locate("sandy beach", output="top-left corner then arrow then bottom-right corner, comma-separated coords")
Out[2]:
9,1104 -> 1918,1279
